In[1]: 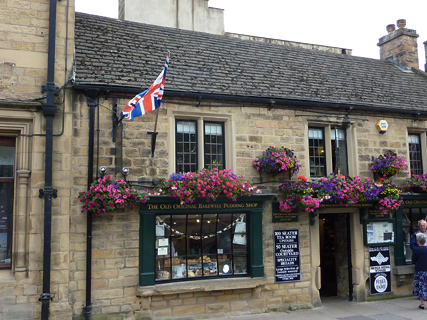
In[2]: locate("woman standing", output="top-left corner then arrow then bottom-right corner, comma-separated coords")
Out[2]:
412,232 -> 427,309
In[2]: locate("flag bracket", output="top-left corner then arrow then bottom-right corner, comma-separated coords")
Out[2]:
147,131 -> 158,157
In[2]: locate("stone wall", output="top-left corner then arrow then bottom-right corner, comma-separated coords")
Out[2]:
68,94 -> 425,318
0,0 -> 75,319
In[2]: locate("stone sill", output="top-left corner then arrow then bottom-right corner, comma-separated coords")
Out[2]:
392,264 -> 415,275
137,277 -> 268,297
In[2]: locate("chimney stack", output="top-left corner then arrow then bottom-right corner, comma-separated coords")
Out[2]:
378,19 -> 419,69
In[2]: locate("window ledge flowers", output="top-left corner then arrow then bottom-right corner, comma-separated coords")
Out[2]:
78,175 -> 149,216
154,168 -> 262,204
370,151 -> 407,177
253,146 -> 300,176
407,173 -> 427,193
279,174 -> 403,215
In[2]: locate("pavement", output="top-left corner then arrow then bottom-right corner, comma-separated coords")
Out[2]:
225,296 -> 424,320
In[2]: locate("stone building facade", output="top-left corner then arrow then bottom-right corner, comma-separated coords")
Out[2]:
2,1 -> 427,319
0,0 -> 75,318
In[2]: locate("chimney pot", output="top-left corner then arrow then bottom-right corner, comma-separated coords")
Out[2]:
397,19 -> 406,28
386,24 -> 396,33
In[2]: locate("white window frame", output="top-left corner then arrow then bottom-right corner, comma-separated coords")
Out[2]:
305,121 -> 355,179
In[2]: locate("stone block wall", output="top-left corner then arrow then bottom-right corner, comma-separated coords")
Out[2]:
0,0 -> 74,99
68,94 -> 427,319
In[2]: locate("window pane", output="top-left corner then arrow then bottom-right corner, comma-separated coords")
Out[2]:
0,147 -> 14,178
308,127 -> 326,177
331,127 -> 348,176
403,207 -> 426,264
409,134 -> 422,175
176,120 -> 197,172
204,122 -> 225,170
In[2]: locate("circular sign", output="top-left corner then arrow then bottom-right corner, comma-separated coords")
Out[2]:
374,275 -> 388,293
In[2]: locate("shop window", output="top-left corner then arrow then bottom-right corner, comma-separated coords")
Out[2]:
0,137 -> 15,269
408,134 -> 422,175
402,207 -> 427,264
155,213 -> 247,281
139,198 -> 265,287
175,118 -> 226,172
308,126 -> 348,177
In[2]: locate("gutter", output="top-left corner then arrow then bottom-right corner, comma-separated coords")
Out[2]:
40,0 -> 58,319
72,84 -> 427,117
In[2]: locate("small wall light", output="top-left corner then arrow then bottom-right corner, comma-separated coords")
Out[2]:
121,167 -> 130,177
376,120 -> 388,134
99,166 -> 107,176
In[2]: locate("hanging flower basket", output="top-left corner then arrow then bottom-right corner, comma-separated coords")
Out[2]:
253,146 -> 300,176
78,175 -> 150,216
370,151 -> 407,177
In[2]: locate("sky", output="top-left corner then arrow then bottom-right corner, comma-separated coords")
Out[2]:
75,0 -> 427,64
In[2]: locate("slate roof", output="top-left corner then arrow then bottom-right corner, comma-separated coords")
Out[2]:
74,12 -> 427,112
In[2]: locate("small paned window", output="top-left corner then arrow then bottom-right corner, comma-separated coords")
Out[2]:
331,127 -> 348,176
0,137 -> 15,269
176,120 -> 197,172
155,213 -> 248,281
176,119 -> 225,172
204,122 -> 224,170
408,134 -> 422,175
309,127 -> 326,177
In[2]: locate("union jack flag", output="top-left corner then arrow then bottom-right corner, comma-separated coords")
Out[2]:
121,53 -> 169,120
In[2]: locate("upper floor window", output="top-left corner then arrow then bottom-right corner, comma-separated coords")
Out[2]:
408,134 -> 422,175
176,119 -> 225,172
0,137 -> 15,269
308,126 -> 348,177
308,127 -> 326,177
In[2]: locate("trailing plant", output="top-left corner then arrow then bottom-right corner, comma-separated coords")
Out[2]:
406,173 -> 427,193
78,175 -> 149,216
154,168 -> 262,204
279,174 -> 403,215
253,146 -> 300,175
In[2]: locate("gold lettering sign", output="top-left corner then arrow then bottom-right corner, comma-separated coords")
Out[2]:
144,202 -> 259,211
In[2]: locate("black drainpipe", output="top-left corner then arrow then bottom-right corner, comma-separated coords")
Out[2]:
84,90 -> 98,319
40,0 -> 58,319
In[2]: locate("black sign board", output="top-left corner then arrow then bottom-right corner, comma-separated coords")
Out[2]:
272,202 -> 298,223
274,229 -> 301,283
369,246 -> 391,295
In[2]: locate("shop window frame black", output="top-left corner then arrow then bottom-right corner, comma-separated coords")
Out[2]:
139,195 -> 271,286
394,194 -> 427,266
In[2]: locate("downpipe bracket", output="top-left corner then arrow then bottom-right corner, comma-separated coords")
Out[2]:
39,188 -> 58,199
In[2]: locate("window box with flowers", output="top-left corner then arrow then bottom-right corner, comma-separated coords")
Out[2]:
253,146 -> 300,178
406,173 -> 427,193
138,168 -> 272,286
278,174 -> 403,217
370,151 -> 407,178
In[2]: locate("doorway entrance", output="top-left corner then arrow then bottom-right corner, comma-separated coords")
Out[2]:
319,213 -> 353,300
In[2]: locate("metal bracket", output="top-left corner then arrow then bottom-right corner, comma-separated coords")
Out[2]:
38,188 -> 58,199
41,84 -> 60,95
39,292 -> 54,301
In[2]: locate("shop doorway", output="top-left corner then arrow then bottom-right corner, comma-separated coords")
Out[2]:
319,213 -> 353,300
